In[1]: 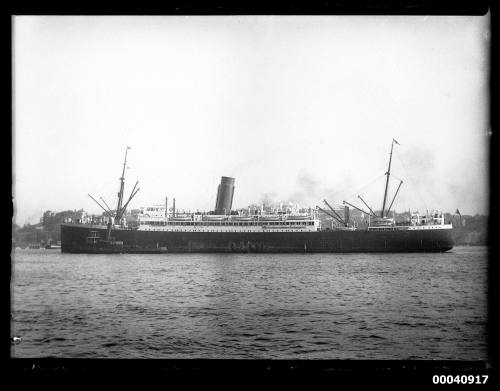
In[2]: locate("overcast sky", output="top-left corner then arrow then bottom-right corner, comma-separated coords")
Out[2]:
13,15 -> 489,224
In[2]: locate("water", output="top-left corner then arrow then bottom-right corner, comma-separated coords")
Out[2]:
11,247 -> 488,359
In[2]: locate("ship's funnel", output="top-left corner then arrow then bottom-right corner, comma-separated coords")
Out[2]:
214,176 -> 235,215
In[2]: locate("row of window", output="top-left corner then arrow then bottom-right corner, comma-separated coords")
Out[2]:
142,228 -> 312,232
141,221 -> 315,226
368,225 -> 446,231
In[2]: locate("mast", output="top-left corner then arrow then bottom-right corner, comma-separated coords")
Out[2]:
115,146 -> 130,221
381,139 -> 399,217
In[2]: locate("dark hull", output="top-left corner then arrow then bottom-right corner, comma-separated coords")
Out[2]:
61,224 -> 454,254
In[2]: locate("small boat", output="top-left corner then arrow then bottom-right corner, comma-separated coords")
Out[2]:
203,215 -> 227,221
259,215 -> 281,221
45,244 -> 62,250
286,215 -> 309,220
169,216 -> 192,221
231,216 -> 253,221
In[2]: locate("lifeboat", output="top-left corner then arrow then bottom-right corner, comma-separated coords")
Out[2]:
169,216 -> 192,221
260,215 -> 281,221
231,216 -> 253,221
286,215 -> 309,220
203,215 -> 227,221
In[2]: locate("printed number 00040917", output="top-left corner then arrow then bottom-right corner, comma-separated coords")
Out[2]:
432,375 -> 488,384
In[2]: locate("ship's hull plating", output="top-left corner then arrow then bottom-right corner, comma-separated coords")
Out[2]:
61,224 -> 454,253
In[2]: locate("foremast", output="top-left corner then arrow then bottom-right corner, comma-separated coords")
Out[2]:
115,146 -> 130,221
87,146 -> 140,241
112,146 -> 140,226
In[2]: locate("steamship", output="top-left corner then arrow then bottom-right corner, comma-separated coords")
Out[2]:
60,142 -> 454,253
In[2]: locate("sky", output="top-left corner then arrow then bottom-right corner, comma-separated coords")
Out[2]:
13,15 -> 490,225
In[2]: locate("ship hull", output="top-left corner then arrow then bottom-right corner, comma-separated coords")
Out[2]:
61,224 -> 454,253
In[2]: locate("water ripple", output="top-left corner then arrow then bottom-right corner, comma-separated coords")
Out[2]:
11,246 -> 488,359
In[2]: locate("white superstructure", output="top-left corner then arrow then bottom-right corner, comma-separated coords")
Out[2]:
137,210 -> 321,232
367,210 -> 452,231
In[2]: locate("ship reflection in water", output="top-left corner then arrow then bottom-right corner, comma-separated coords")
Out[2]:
11,246 -> 487,359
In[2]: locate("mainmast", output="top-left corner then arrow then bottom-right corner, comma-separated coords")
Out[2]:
115,146 -> 130,221
381,139 -> 399,218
